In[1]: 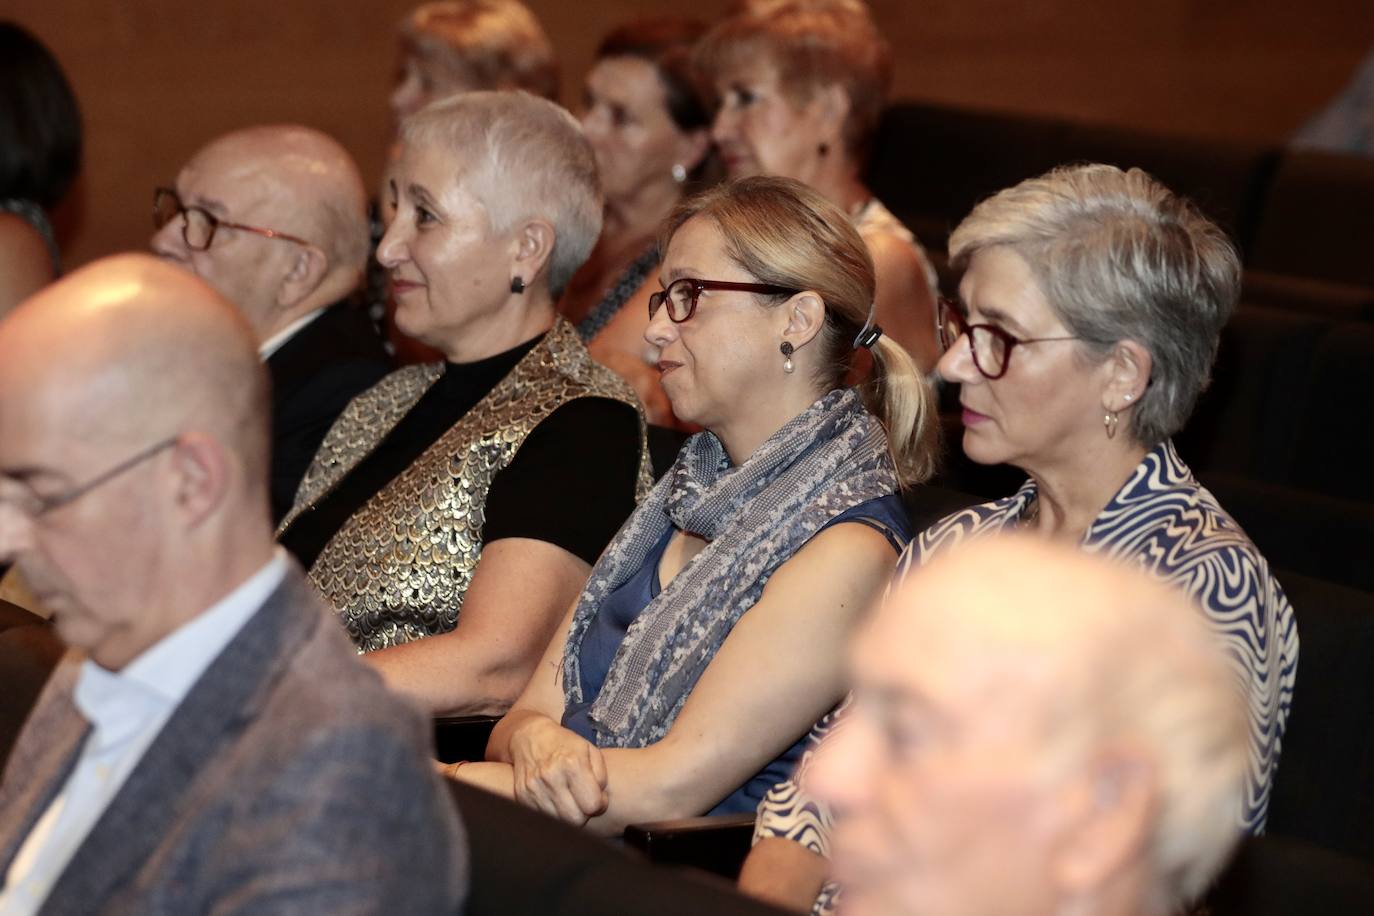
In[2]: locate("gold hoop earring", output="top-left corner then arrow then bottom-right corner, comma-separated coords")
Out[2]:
1104,411 -> 1119,439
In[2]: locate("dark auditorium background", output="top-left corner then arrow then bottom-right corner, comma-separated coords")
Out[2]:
9,0 -> 1374,270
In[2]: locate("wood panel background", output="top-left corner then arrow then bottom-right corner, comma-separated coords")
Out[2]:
8,0 -> 1374,268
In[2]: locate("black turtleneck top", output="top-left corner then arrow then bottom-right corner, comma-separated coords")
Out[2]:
279,334 -> 641,570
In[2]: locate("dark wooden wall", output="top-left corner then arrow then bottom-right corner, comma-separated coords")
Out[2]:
9,0 -> 1374,268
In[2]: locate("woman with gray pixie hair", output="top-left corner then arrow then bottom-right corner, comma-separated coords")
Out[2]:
279,91 -> 651,719
743,163 -> 1298,916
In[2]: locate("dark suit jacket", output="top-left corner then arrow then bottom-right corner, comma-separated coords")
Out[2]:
0,566 -> 467,915
266,301 -> 391,524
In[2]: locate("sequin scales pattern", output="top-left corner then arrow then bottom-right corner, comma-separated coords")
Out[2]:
279,319 -> 651,651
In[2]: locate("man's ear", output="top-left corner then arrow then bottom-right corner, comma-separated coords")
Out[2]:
509,218 -> 556,292
169,432 -> 230,529
781,290 -> 827,350
1050,747 -> 1156,897
276,244 -> 329,309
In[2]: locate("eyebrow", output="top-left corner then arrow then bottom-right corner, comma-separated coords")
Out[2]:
407,183 -> 441,213
0,465 -> 67,487
184,193 -> 228,217
970,302 -> 1029,337
660,266 -> 700,286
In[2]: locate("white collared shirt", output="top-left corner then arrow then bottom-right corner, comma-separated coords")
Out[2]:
257,307 -> 328,360
0,550 -> 288,916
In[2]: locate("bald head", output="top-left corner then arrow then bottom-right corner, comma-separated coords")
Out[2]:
0,253 -> 270,486
151,125 -> 369,341
0,254 -> 276,667
811,536 -> 1248,916
193,126 -> 368,269
870,538 -> 1233,721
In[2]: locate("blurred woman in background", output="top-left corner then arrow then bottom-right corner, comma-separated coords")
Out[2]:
560,17 -> 714,425
697,0 -> 941,370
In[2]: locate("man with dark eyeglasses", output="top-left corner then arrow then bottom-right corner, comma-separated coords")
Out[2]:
0,254 -> 464,914
151,126 -> 391,523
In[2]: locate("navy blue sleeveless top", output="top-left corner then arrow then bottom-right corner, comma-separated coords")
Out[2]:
562,493 -> 912,815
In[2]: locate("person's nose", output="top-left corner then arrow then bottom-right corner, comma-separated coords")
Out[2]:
581,105 -> 607,141
150,215 -> 189,262
644,300 -> 680,351
0,501 -> 35,565
376,215 -> 410,270
710,103 -> 737,146
936,329 -> 980,387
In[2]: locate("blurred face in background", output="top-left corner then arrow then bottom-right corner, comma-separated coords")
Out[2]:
711,56 -> 835,185
581,55 -> 705,207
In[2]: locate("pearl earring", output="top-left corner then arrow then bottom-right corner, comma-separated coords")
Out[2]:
780,341 -> 795,374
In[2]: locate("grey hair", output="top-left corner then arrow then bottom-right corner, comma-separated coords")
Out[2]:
400,90 -> 603,297
948,164 -> 1240,446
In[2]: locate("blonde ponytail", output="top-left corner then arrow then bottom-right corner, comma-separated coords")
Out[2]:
862,334 -> 939,489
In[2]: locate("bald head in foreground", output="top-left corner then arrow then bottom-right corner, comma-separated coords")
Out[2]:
808,536 -> 1248,916
152,125 -> 390,522
0,255 -> 464,914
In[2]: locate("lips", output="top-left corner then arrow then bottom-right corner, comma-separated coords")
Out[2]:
961,405 -> 991,425
716,148 -> 750,176
657,359 -> 683,377
390,277 -> 424,295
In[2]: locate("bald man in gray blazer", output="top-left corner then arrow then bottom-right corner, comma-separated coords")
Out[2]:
0,255 -> 465,915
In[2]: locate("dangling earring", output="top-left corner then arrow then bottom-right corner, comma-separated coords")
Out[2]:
510,276 -> 525,295
780,341 -> 795,374
1104,411 -> 1119,439
671,163 -> 687,184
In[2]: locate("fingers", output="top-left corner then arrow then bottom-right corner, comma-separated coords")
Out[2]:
514,743 -> 610,825
564,748 -> 609,818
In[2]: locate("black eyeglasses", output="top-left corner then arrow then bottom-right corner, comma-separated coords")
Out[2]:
153,187 -> 312,252
648,277 -> 798,324
0,438 -> 178,520
937,297 -> 1080,380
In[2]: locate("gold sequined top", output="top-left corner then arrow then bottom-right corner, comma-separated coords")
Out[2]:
278,318 -> 652,651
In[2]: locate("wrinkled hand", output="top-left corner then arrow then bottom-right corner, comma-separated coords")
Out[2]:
509,716 -> 609,825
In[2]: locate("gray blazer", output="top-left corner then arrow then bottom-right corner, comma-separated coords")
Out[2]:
0,565 -> 467,915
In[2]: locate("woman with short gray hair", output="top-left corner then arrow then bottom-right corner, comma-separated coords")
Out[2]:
743,163 -> 1298,916
278,91 -> 651,720
918,163 -> 1295,828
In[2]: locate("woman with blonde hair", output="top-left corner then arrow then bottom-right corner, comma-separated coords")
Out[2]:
451,175 -> 938,831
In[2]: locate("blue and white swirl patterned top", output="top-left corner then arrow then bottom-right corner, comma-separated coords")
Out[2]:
754,439 -> 1298,916
897,438 -> 1297,830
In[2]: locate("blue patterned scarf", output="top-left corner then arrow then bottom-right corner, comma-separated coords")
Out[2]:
561,387 -> 897,747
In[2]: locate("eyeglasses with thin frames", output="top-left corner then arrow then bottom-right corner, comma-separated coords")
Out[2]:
648,277 -> 798,324
153,187 -> 312,252
937,297 -> 1080,380
0,438 -> 179,520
